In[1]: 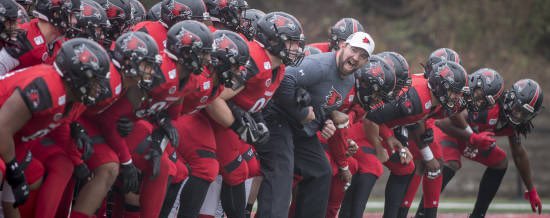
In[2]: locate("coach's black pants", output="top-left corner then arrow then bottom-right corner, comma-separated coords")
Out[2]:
256,115 -> 332,218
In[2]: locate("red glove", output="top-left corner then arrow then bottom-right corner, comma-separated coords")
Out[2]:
468,131 -> 496,149
524,187 -> 542,214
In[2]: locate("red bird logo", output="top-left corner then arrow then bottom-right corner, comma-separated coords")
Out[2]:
369,63 -> 384,78
176,28 -> 201,47
80,2 -> 102,19
214,34 -> 238,56
168,0 -> 192,18
106,2 -> 125,19
324,87 -> 343,108
438,65 -> 454,82
73,44 -> 99,69
123,34 -> 148,54
269,15 -> 296,31
362,37 -> 369,44
26,88 -> 40,108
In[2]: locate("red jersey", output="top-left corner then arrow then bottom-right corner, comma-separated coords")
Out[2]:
180,70 -> 224,115
231,40 -> 285,112
83,64 -> 124,116
133,21 -> 167,54
15,19 -> 63,70
0,64 -> 86,144
385,74 -> 442,128
467,104 -> 514,136
308,42 -> 330,53
95,55 -> 183,163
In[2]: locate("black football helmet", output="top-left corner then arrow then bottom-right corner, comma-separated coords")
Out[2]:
378,51 -> 410,94
204,0 -> 247,30
255,11 -> 305,66
93,0 -> 132,44
15,2 -> 30,24
160,0 -> 209,28
211,29 -> 249,89
0,0 -> 19,41
355,55 -> 396,108
503,79 -> 544,125
33,0 -> 80,34
303,45 -> 322,56
428,61 -> 469,114
329,17 -> 364,51
15,0 -> 32,11
147,1 -> 161,21
129,0 -> 146,24
239,8 -> 264,40
466,68 -> 505,112
54,38 -> 111,106
424,48 -> 461,78
166,20 -> 213,74
112,31 -> 162,90
66,0 -> 110,42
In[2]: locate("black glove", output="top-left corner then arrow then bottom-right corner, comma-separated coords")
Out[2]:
6,159 -> 29,208
229,104 -> 268,146
3,30 -> 33,58
70,122 -> 94,161
73,163 -> 91,181
250,112 -> 270,146
119,162 -> 140,194
145,129 -> 164,179
420,128 -> 434,147
296,87 -> 311,108
154,112 -> 179,148
116,117 -> 134,137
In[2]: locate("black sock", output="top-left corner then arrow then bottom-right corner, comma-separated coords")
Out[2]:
396,206 -> 410,218
348,173 -> 377,218
383,173 -> 413,218
415,166 -> 456,217
422,207 -> 437,218
177,176 -> 212,218
471,167 -> 507,217
221,182 -> 246,218
159,181 -> 183,218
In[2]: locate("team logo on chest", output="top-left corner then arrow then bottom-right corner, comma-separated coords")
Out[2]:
324,86 -> 342,108
53,113 -> 63,122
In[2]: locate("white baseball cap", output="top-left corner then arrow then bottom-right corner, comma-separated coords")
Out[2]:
345,32 -> 375,56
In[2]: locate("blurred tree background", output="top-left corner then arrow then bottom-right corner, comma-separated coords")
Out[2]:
141,0 -> 550,198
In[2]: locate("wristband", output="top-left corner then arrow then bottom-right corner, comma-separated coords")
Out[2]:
465,126 -> 473,134
121,159 -> 133,165
420,146 -> 434,161
337,120 -> 350,129
339,165 -> 349,171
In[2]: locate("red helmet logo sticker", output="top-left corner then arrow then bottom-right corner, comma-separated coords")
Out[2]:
106,2 -> 126,19
269,14 -> 296,31
168,0 -> 192,18
483,70 -> 495,85
176,27 -> 202,47
438,65 -> 455,83
334,19 -> 347,33
122,33 -> 148,54
369,62 -> 384,79
213,34 -> 238,56
81,1 -> 102,19
73,44 -> 100,69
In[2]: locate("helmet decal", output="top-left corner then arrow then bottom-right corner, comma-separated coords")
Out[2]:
81,1 -> 102,19
122,33 -> 148,54
269,14 -> 296,31
213,33 -> 238,56
72,44 -> 100,70
106,1 -> 126,19
176,27 -> 202,47
168,0 -> 192,18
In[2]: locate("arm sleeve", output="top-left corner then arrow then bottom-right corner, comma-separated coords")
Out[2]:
366,88 -> 424,125
96,107 -> 133,163
327,127 -> 349,168
49,123 -> 83,166
275,63 -> 324,122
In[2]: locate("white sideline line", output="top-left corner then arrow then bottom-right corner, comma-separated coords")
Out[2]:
366,201 -> 532,210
